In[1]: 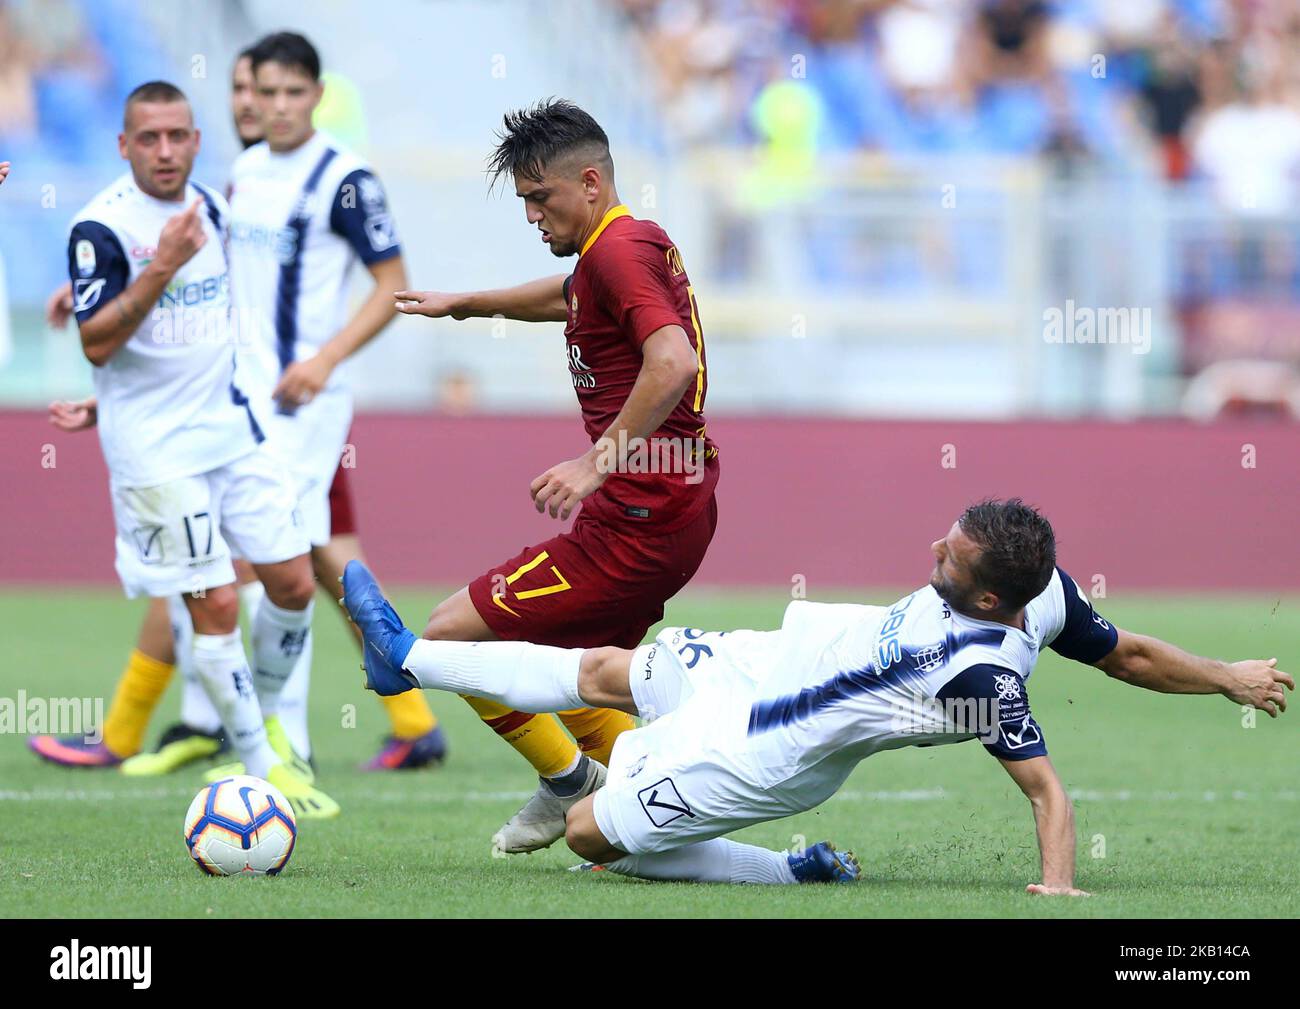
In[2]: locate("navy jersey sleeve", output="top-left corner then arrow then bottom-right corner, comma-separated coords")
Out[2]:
68,221 -> 129,324
1049,568 -> 1119,664
329,168 -> 401,265
937,662 -> 1048,761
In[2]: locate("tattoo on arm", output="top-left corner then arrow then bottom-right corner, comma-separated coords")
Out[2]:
115,293 -> 143,328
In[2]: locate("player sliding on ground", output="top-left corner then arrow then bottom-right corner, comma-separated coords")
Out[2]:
342,499 -> 1292,887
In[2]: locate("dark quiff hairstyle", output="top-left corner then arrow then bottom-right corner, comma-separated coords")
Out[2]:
487,98 -> 611,189
958,498 -> 1057,612
123,81 -> 189,128
249,31 -> 321,81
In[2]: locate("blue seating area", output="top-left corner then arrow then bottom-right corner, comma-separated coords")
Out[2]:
0,0 -> 171,298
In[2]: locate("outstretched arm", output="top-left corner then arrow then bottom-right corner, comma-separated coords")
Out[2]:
1095,629 -> 1293,717
394,274 -> 568,323
998,754 -> 1087,896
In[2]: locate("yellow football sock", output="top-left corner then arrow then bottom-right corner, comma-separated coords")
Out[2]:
558,707 -> 635,767
461,696 -> 578,778
102,649 -> 174,758
379,689 -> 438,739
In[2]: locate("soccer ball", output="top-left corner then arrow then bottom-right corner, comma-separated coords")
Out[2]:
183,775 -> 297,876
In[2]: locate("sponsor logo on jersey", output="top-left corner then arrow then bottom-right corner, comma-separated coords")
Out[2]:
999,713 -> 1041,750
75,239 -> 96,277
229,220 -> 298,264
157,273 -> 230,309
73,278 -> 107,312
913,642 -> 945,673
363,212 -> 397,251
566,342 -> 596,389
993,673 -> 1022,700
642,645 -> 656,680
626,755 -> 647,779
358,175 -> 385,207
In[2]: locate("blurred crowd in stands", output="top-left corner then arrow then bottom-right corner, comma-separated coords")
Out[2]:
617,0 -> 1300,207
0,0 -> 166,172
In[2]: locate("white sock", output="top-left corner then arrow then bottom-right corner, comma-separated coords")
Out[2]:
277,630 -> 313,759
401,639 -> 584,712
252,597 -> 314,716
191,631 -> 276,777
238,579 -> 266,626
604,839 -> 797,884
169,596 -> 221,734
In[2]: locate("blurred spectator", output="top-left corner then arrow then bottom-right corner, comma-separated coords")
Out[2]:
1134,12 -> 1202,179
0,4 -> 38,144
1190,44 -> 1300,216
962,0 -> 1053,91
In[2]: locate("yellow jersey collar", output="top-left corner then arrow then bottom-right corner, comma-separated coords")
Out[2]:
580,204 -> 631,256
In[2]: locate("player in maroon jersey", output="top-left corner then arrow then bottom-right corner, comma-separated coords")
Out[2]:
394,98 -> 720,853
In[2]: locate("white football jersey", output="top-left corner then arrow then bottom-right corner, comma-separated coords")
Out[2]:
68,173 -> 265,488
226,129 -> 400,403
669,569 -> 1118,804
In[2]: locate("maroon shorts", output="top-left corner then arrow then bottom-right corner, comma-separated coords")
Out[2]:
327,458 -> 357,537
468,495 -> 718,649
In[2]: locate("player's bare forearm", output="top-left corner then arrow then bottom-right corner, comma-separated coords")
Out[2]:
1096,628 -> 1293,715
529,326 -> 697,520
395,274 -> 567,322
1028,778 -> 1076,889
322,257 -> 408,364
78,261 -> 174,366
592,325 -> 697,467
999,755 -> 1085,895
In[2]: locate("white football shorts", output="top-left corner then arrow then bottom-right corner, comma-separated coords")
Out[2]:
110,444 -> 310,598
594,626 -> 812,856
261,384 -> 352,548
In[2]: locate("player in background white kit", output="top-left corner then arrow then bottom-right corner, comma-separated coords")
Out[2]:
64,81 -> 339,818
228,31 -> 404,550
210,33 -> 430,778
32,43 -> 445,776
343,499 -> 1293,887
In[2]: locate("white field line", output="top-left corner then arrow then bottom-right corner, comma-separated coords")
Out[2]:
0,787 -> 1296,803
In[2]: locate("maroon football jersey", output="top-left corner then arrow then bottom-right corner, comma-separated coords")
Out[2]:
563,205 -> 719,532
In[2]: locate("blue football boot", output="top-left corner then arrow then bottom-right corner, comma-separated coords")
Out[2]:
340,561 -> 419,696
787,841 -> 861,884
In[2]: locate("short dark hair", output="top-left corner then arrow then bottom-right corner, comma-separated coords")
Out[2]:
123,81 -> 190,128
249,31 -> 320,81
958,498 -> 1057,612
235,43 -> 258,65
487,98 -> 610,188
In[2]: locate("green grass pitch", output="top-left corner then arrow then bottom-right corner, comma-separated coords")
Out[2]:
1,587 -> 1296,918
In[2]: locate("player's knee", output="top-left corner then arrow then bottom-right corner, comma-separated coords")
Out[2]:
423,595 -> 474,640
265,566 -> 316,611
565,802 -> 611,863
578,647 -> 631,708
189,584 -> 240,634
250,552 -> 315,611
